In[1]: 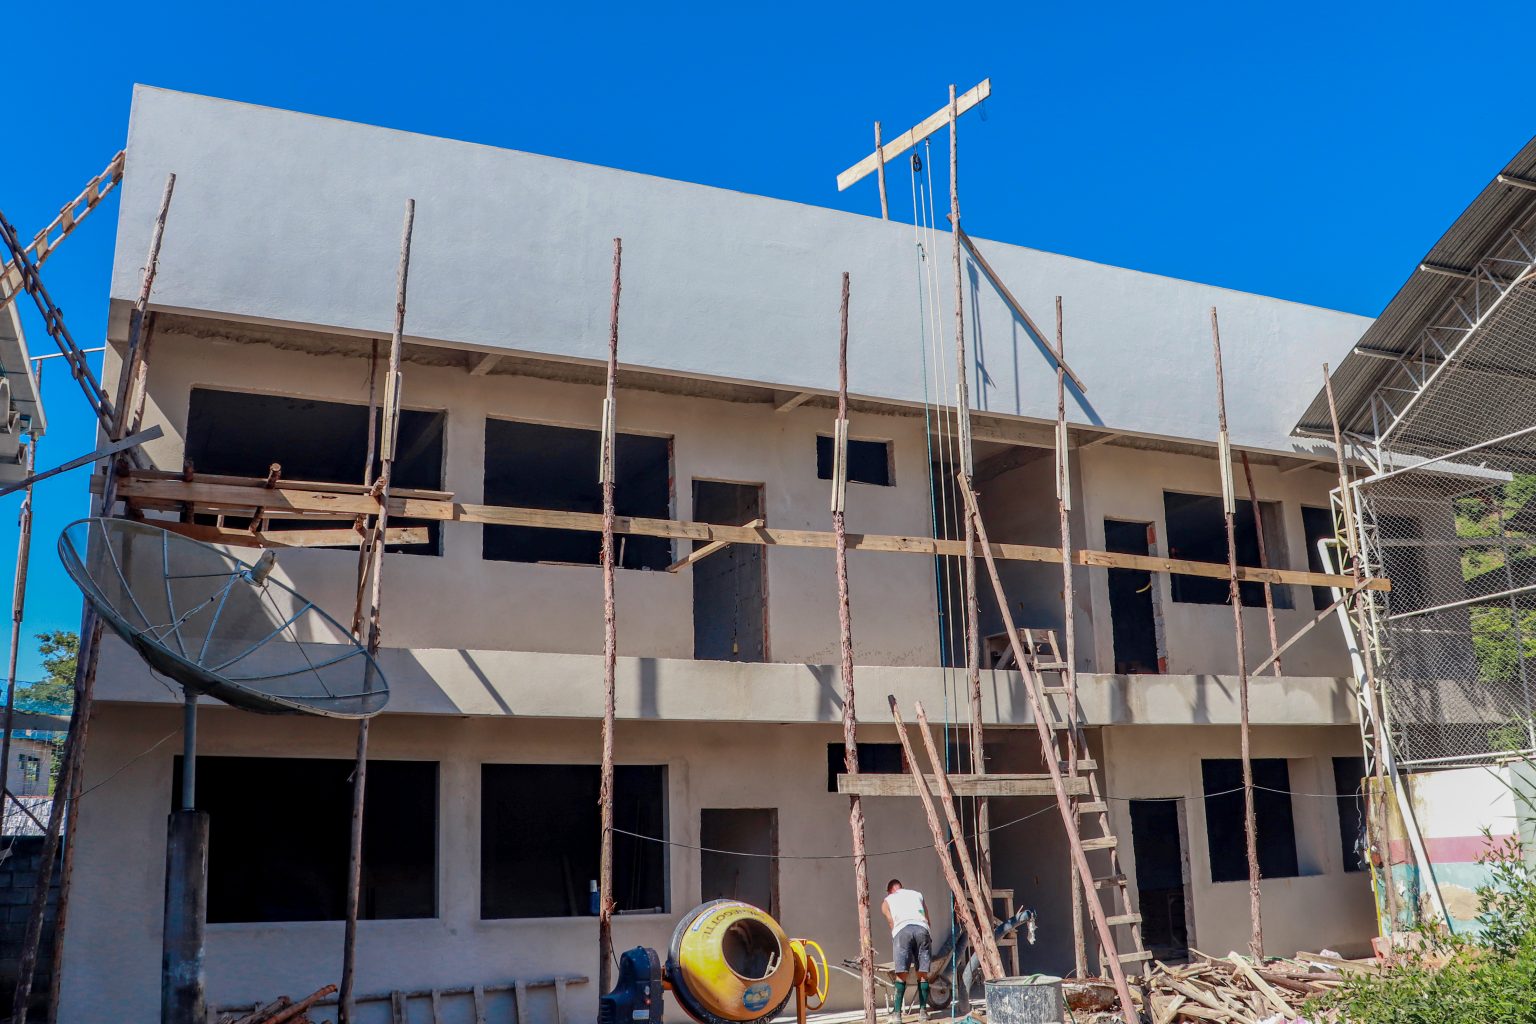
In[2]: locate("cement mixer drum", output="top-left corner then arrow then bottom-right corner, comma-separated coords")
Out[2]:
666,900 -> 796,1024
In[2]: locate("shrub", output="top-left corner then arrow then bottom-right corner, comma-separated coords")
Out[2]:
1309,836 -> 1536,1024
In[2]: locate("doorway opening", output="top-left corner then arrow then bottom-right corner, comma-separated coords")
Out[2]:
1105,520 -> 1162,673
700,808 -> 778,917
692,481 -> 767,662
1129,798 -> 1191,961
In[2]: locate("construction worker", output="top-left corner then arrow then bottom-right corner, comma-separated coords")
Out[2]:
881,879 -> 931,1021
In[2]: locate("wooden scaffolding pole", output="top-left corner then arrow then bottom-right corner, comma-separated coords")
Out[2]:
598,238 -> 623,994
0,438 -> 36,831
1321,365 -> 1400,931
912,702 -> 1005,979
11,174 -> 176,1023
873,123 -> 889,220
1241,451 -> 1282,676
957,483 -> 1136,1013
1055,298 -> 1088,979
112,173 -> 175,439
1210,308 -> 1262,958
340,199 -> 415,1024
948,82 -> 990,898
886,697 -> 997,982
350,341 -> 382,636
831,272 -> 878,1024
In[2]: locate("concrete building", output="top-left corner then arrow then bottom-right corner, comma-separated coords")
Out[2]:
0,298 -> 46,484
59,87 -> 1381,1022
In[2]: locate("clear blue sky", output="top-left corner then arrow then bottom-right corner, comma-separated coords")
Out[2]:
1,0 -> 1530,680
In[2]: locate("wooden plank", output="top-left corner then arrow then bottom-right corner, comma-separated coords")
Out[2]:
554,977 -> 569,1024
430,989 -> 444,1024
158,522 -> 428,549
469,353 -> 500,376
837,79 -> 991,190
111,476 -> 1390,591
836,773 -> 1088,797
390,990 -> 407,1024
1227,954 -> 1293,1016
666,518 -> 765,572
774,391 -> 816,413
472,985 -> 487,1024
514,981 -> 530,1024
953,224 -> 1087,394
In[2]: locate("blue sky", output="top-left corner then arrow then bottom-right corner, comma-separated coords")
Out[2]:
0,0 -> 1530,679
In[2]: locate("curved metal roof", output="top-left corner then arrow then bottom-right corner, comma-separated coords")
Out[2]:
1295,134 -> 1536,440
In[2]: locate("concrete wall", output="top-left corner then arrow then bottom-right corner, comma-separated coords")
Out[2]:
112,87 -> 1370,456
110,326 -> 1357,683
0,836 -> 60,1019
1079,444 -> 1351,677
59,704 -> 1072,1023
1103,724 -> 1378,959
127,328 -> 940,666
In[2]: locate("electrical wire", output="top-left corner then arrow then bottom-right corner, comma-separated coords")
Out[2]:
609,783 -> 1367,862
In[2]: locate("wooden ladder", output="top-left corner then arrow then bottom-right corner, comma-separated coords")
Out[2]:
1019,627 -> 1152,975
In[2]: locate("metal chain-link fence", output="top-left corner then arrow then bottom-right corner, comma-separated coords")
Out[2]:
1355,268 -> 1536,765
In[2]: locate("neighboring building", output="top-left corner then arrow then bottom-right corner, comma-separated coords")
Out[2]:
6,737 -> 52,798
60,87 -> 1380,1022
0,297 -> 45,483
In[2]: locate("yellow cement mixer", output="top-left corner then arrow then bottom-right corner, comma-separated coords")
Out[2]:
600,901 -> 828,1024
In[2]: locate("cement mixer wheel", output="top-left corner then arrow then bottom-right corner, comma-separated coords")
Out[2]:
925,974 -> 952,1010
667,900 -> 794,1024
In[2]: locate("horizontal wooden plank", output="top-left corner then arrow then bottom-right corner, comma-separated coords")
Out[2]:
836,773 -> 1089,798
837,79 -> 991,191
159,522 -> 428,549
108,476 -> 1389,591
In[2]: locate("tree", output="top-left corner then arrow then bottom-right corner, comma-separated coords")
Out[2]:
28,630 -> 78,709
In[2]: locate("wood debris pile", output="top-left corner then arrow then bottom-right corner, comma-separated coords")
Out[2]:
1139,950 -> 1376,1023
214,984 -> 336,1024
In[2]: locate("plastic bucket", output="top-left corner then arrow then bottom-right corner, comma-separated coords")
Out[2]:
984,975 -> 1065,1024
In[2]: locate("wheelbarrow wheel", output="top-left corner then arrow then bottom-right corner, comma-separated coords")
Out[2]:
925,974 -> 952,1010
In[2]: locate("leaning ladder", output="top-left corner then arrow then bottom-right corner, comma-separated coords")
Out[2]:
1019,627 -> 1152,974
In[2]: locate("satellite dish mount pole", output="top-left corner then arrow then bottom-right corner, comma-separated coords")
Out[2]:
163,687 -> 207,1024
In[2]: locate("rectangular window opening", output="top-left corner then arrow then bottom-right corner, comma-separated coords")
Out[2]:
18,753 -> 40,784
1201,758 -> 1299,882
1301,505 -> 1338,611
1333,756 -> 1367,873
816,435 -> 893,487
826,742 -> 905,793
172,755 -> 438,923
482,419 -> 672,570
185,388 -> 445,556
1164,491 -> 1292,608
481,763 -> 667,919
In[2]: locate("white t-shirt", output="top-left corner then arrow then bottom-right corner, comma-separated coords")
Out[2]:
884,888 -> 927,937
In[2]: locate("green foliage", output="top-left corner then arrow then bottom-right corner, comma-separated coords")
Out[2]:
27,630 -> 78,708
1309,837 -> 1536,1023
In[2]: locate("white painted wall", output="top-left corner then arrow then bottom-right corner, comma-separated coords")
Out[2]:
1103,724 -> 1378,959
112,87 -> 1370,456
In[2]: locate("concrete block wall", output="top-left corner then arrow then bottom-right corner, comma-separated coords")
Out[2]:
0,837 -> 61,1018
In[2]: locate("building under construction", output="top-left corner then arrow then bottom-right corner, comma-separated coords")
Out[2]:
9,81 -> 1512,1024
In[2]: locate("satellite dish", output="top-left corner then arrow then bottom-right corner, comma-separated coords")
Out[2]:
59,517 -> 388,718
